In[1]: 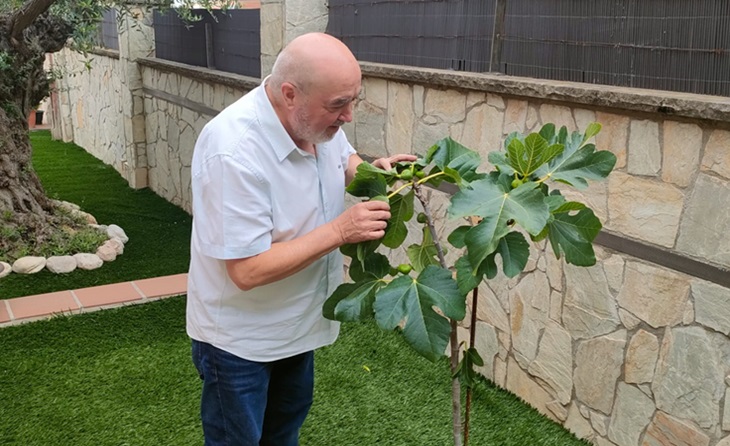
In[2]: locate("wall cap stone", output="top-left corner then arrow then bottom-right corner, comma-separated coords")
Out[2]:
89,48 -> 120,60
138,57 -> 260,91
359,61 -> 730,124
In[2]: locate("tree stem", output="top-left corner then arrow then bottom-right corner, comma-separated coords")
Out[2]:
463,286 -> 479,446
412,182 -> 462,446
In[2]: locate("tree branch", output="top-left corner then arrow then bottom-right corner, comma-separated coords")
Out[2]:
8,0 -> 57,43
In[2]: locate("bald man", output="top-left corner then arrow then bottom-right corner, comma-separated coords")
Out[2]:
186,33 -> 415,445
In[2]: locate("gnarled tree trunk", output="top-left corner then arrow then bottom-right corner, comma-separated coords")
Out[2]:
0,0 -> 73,256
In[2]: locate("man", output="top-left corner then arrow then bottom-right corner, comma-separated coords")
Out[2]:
186,32 -> 415,445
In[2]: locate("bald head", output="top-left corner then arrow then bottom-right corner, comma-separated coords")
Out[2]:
269,33 -> 361,94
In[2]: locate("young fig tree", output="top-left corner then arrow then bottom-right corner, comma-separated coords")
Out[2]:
323,122 -> 616,446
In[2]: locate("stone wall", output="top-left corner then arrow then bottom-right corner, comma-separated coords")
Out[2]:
48,10 -> 730,445
343,63 -> 730,446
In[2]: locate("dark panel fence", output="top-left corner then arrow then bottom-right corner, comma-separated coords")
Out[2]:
327,0 -> 730,97
98,8 -> 119,51
153,9 -> 261,78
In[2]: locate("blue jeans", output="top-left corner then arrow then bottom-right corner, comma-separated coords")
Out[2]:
191,340 -> 314,446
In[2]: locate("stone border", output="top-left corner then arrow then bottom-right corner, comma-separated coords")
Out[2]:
89,48 -> 120,60
137,57 -> 260,91
359,61 -> 730,125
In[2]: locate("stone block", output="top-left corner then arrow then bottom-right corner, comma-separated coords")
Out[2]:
505,356 -> 556,421
676,174 -> 730,267
641,411 -> 710,446
701,129 -> 730,180
628,119 -> 661,176
509,271 -> 550,364
424,88 -> 466,123
607,172 -> 684,248
608,383 -> 656,446
503,99 -> 528,135
574,109 -> 597,136
596,112 -> 631,169
653,326 -> 727,429
693,280 -> 730,335
528,321 -> 573,404
563,264 -> 620,340
385,82 -> 414,155
574,330 -> 626,413
625,329 -> 659,384
473,321 -> 499,380
617,261 -> 689,328
662,121 -> 702,187
539,103 -> 576,132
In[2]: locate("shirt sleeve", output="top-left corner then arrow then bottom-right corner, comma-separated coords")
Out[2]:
192,153 -> 273,260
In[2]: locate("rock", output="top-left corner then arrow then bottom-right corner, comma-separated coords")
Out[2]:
46,256 -> 77,274
718,435 -> 730,446
104,238 -> 125,255
72,209 -> 97,225
574,330 -> 626,413
617,261 -> 690,328
641,411 -> 710,446
96,244 -> 118,262
528,320 -> 573,404
608,383 -> 656,446
625,329 -> 660,384
564,403 -> 594,442
692,280 -> 730,335
107,224 -> 129,243
653,326 -> 727,429
12,256 -> 46,274
53,199 -> 80,212
73,253 -> 103,271
563,264 -> 620,340
0,261 -> 11,278
546,400 -> 568,421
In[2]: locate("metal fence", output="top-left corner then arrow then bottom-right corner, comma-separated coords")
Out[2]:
327,0 -> 730,97
153,8 -> 261,78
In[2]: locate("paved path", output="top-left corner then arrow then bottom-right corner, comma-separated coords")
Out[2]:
0,273 -> 187,327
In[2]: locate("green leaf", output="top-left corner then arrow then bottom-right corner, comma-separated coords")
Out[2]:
487,151 -> 515,176
348,252 -> 391,282
373,266 -> 465,361
356,162 -> 395,178
425,137 -> 481,185
453,347 -> 484,389
507,133 -> 546,178
546,207 -> 602,266
449,178 -> 549,268
323,280 -> 384,322
538,123 -> 556,143
582,122 -> 602,144
382,190 -> 414,249
407,226 -> 440,273
346,167 -> 387,198
496,231 -> 530,278
447,225 -> 471,249
455,255 -> 480,295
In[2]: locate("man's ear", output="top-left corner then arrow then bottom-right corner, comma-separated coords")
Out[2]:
281,82 -> 297,109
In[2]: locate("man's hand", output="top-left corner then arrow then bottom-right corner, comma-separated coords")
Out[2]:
333,200 -> 391,245
372,154 -> 418,171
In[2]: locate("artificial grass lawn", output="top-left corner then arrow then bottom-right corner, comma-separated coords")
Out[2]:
1,131 -> 192,299
0,297 -> 589,446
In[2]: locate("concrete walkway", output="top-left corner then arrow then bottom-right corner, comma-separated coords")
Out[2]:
0,273 -> 187,327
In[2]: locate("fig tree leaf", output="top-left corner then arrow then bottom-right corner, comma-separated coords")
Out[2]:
496,231 -> 530,277
425,137 -> 481,185
546,206 -> 602,266
323,280 -> 383,322
453,347 -> 485,389
373,265 -> 465,361
447,225 -> 471,249
582,122 -> 602,144
407,226 -> 440,273
383,190 -> 414,249
348,252 -> 391,282
346,168 -> 387,198
449,179 -> 549,268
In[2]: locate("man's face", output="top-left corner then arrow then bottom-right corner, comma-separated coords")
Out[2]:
290,81 -> 360,145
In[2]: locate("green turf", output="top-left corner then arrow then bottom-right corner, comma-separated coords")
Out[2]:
1,131 -> 192,299
0,297 -> 589,446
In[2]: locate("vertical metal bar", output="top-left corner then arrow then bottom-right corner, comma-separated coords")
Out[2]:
489,0 -> 507,72
205,22 -> 215,70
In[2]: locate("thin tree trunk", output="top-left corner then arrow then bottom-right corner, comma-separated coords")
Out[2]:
413,183 -> 462,446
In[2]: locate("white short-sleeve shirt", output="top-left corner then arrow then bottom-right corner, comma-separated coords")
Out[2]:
186,80 -> 355,362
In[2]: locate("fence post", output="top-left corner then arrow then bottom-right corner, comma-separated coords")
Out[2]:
205,22 -> 215,69
489,0 -> 507,73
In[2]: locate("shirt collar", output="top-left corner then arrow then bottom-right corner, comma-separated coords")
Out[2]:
256,76 -> 303,162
